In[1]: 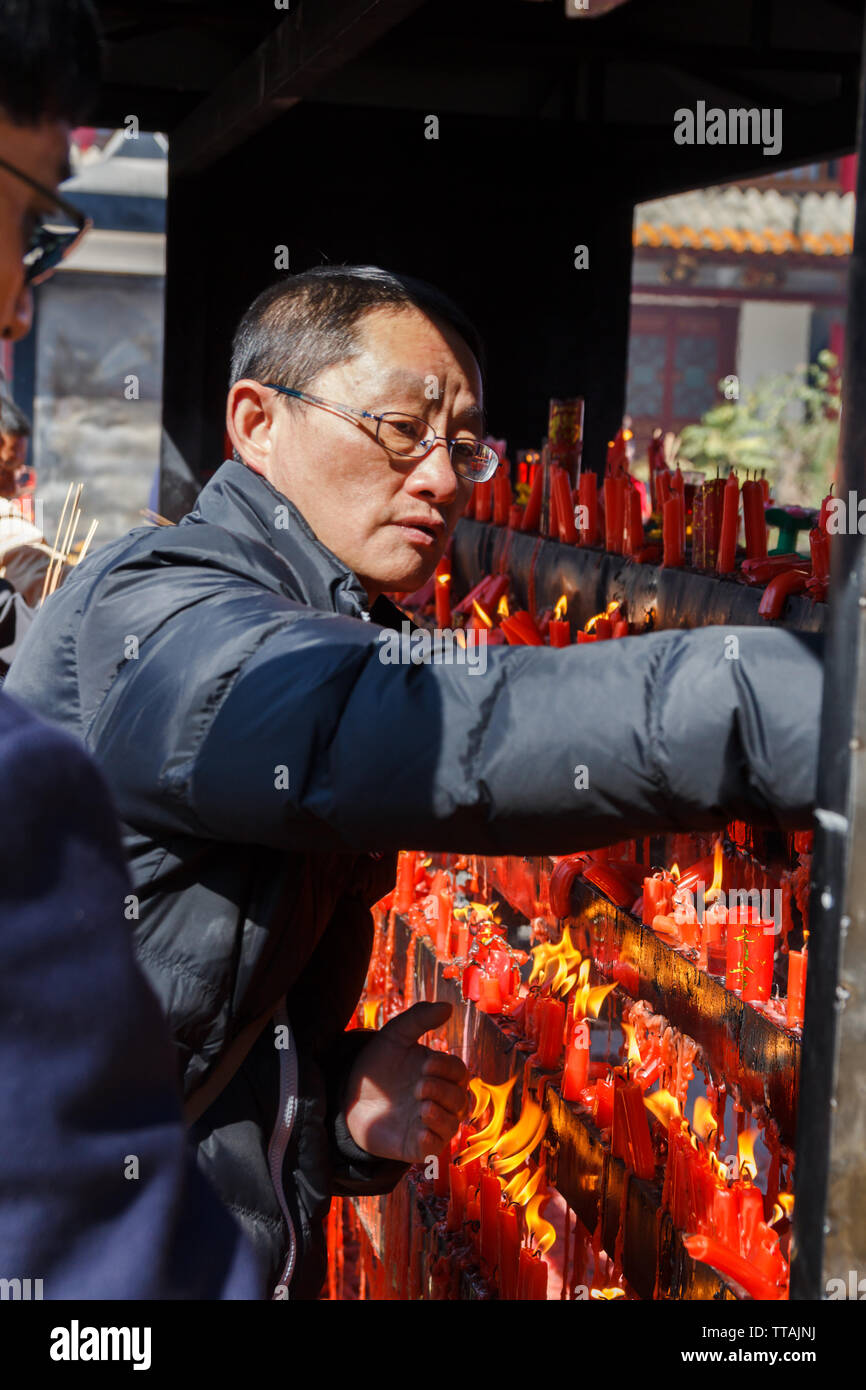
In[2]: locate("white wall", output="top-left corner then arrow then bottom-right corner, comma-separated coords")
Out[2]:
736,300 -> 813,392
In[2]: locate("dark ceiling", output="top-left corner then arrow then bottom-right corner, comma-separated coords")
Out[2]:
92,0 -> 866,193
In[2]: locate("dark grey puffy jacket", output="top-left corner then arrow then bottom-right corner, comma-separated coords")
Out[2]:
6,457 -> 823,1295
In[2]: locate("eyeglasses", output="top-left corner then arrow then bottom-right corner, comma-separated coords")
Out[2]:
263,382 -> 499,483
0,153 -> 91,286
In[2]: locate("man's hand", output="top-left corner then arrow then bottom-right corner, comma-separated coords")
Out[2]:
344,1001 -> 469,1164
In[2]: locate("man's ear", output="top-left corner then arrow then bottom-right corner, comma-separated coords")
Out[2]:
226,379 -> 280,473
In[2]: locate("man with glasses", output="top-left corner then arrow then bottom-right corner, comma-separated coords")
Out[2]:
0,0 -> 262,1299
10,259 -> 824,1298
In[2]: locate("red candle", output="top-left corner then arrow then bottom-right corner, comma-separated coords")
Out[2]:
549,620 -> 570,647
493,463 -> 512,526
475,478 -> 493,523
518,1247 -> 548,1301
742,479 -> 767,560
612,1079 -> 656,1180
810,527 -> 830,583
656,470 -> 672,508
535,997 -> 566,1069
625,481 -> 643,555
716,472 -> 740,573
498,1203 -> 521,1300
576,630 -> 598,644
394,850 -> 417,914
713,1184 -> 738,1249
562,1018 -> 590,1100
786,947 -> 807,1028
480,1170 -> 501,1267
594,1070 -> 617,1129
476,974 -> 503,1014
662,494 -> 684,566
433,558 -> 451,628
604,475 -> 626,554
521,465 -> 544,532
642,872 -> 674,926
552,466 -> 578,544
447,1162 -> 467,1231
726,909 -> 775,1002
500,611 -> 545,646
739,1184 -> 764,1257
577,471 -> 599,545
682,1234 -> 782,1301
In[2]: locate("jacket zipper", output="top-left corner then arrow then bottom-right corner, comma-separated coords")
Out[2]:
269,1001 -> 299,1298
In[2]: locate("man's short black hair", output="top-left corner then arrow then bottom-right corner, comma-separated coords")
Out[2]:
229,265 -> 486,399
0,0 -> 102,127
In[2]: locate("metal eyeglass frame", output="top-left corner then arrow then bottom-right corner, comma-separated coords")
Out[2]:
0,153 -> 91,286
262,382 -> 499,483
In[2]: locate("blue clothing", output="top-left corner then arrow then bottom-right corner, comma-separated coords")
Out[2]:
0,690 -> 265,1299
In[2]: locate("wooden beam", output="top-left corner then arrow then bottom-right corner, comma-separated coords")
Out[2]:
169,0 -> 428,172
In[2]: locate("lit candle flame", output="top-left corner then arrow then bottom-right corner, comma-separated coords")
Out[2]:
644,1088 -> 682,1126
471,599 -> 493,628
497,594 -> 510,618
524,1191 -> 556,1255
457,1078 -> 516,1165
738,1126 -> 759,1182
692,1096 -> 718,1141
554,594 -> 567,622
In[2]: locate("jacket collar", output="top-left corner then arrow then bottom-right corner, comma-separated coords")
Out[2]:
183,458 -> 406,630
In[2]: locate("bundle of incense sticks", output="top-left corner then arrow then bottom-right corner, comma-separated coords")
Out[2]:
39,481 -> 99,605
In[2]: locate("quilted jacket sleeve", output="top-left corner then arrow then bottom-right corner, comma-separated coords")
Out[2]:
187,613 -> 821,855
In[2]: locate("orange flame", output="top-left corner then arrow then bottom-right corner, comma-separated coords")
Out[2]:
738,1127 -> 759,1182
505,1164 -> 546,1208
360,1000 -> 380,1029
436,571 -> 451,586
554,594 -> 567,621
530,925 -> 582,995
467,1078 -> 490,1124
670,862 -> 681,882
591,1287 -> 626,1299
644,1089 -> 682,1127
586,981 -> 616,1020
497,594 -> 510,618
622,1021 -> 642,1069
706,839 -> 724,904
693,1097 -> 718,1142
472,599 -> 493,628
457,1077 -> 516,1166
771,1193 -> 795,1226
492,1098 -> 549,1176
525,1191 -> 556,1255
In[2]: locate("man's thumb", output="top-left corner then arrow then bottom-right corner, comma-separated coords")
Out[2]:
382,1000 -> 452,1045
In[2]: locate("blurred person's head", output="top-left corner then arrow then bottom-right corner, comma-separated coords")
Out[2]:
0,0 -> 101,344
0,389 -> 31,497
227,266 -> 487,605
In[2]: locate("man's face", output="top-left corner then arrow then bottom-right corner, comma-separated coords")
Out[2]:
0,115 -> 70,343
251,307 -> 482,604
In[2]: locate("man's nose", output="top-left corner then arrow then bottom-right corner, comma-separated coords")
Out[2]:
408,439 -> 459,501
1,284 -> 33,342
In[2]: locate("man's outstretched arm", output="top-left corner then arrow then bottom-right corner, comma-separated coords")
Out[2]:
180,617 -> 820,855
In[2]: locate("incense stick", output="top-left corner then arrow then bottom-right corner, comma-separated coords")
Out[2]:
76,518 -> 99,565
40,480 -> 74,606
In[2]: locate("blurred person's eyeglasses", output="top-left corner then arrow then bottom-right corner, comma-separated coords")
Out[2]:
263,383 -> 498,484
0,153 -> 91,285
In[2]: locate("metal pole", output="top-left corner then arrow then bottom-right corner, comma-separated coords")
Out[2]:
791,21 -> 866,1301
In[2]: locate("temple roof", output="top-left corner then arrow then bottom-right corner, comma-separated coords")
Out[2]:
634,185 -> 854,257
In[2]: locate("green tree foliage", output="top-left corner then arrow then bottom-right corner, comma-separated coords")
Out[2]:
677,351 -> 840,508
